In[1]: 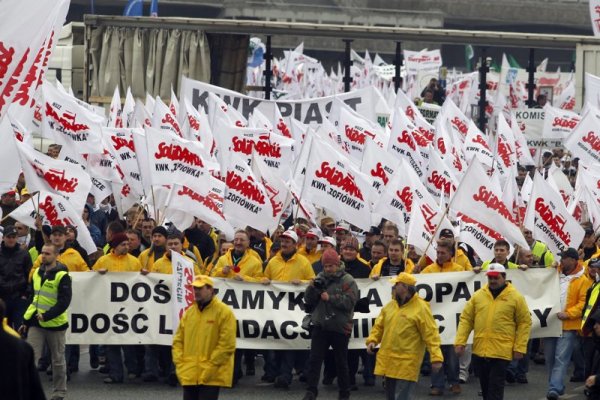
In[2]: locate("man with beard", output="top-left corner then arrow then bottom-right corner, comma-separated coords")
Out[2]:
139,226 -> 168,273
366,273 -> 443,400
455,264 -> 531,400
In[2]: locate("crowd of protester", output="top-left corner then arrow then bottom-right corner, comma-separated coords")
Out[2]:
1,142 -> 600,400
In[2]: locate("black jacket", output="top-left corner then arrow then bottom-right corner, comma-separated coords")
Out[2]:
0,243 -> 33,300
0,330 -> 46,400
25,262 -> 72,331
342,258 -> 371,279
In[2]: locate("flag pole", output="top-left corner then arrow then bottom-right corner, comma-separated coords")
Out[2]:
413,204 -> 451,273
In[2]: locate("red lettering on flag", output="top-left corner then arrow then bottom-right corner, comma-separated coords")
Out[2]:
315,161 -> 364,201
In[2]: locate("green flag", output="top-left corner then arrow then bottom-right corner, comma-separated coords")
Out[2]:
507,54 -> 521,69
465,45 -> 474,71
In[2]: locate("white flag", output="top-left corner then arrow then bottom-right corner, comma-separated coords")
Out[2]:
542,104 -> 580,140
0,0 -> 69,117
17,140 -> 92,214
11,190 -> 97,254
524,173 -> 585,255
450,158 -> 528,248
224,153 -> 274,233
42,81 -> 104,154
564,108 -> 600,165
303,139 -> 373,231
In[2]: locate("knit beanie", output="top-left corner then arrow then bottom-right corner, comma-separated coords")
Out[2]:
321,248 -> 340,266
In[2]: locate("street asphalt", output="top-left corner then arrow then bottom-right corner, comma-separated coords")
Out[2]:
41,347 -> 587,399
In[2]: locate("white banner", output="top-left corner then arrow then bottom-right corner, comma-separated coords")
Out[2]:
403,49 -> 442,75
180,77 -> 388,128
171,251 -> 195,332
66,270 -> 561,347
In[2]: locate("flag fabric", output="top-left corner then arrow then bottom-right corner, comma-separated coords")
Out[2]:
171,251 -> 194,332
42,81 -> 104,154
223,153 -> 274,233
11,190 -> 97,254
302,139 -> 373,231
450,158 -> 528,249
0,0 -> 69,117
524,172 -> 585,255
563,107 -> 600,165
17,140 -> 92,214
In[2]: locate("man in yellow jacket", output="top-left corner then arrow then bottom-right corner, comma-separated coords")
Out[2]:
366,272 -> 443,400
150,234 -> 202,276
455,263 -> 532,400
211,230 -> 263,282
92,233 -> 143,383
543,248 -> 591,400
172,275 -> 236,400
263,229 -> 314,388
420,240 -> 464,395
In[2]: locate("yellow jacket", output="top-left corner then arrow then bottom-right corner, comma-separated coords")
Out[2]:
92,252 -> 142,272
455,283 -> 531,361
366,294 -> 443,381
559,263 -> 592,331
31,247 -> 88,280
264,251 -> 315,282
297,245 -> 323,265
3,317 -> 20,338
172,297 -> 236,387
421,261 -> 465,274
453,249 -> 473,271
151,253 -> 202,276
369,257 -> 415,277
211,249 -> 264,282
138,247 -> 165,271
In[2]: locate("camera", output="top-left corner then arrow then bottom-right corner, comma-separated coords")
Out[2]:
313,276 -> 328,292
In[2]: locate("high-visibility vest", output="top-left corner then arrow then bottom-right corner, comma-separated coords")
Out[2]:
532,241 -> 554,267
583,283 -> 600,328
24,268 -> 69,328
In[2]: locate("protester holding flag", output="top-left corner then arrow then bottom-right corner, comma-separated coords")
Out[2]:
92,233 -> 143,383
172,275 -> 236,400
20,244 -> 72,400
366,272 -> 443,400
455,263 -> 532,400
334,223 -> 352,253
211,230 -> 262,282
370,239 -> 415,279
545,248 -> 591,400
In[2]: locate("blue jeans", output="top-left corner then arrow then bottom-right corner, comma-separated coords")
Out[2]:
431,345 -> 459,389
507,340 -> 532,378
544,331 -> 577,395
385,377 -> 416,400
